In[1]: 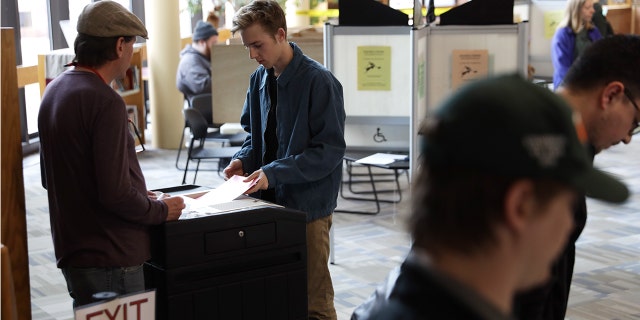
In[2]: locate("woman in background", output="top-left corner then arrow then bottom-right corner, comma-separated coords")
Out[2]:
551,0 -> 601,89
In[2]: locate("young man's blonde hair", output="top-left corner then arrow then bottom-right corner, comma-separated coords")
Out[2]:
559,0 -> 594,33
231,0 -> 287,38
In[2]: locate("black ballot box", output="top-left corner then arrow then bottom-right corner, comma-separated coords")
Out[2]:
144,186 -> 308,320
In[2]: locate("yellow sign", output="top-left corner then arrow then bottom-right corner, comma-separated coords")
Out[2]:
357,46 -> 391,91
451,49 -> 489,90
544,10 -> 564,39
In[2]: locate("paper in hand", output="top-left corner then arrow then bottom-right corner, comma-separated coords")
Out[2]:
191,175 -> 258,207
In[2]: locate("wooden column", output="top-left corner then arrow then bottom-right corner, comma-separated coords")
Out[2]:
1,28 -> 32,320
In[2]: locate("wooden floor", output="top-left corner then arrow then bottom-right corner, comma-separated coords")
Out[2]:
22,133 -> 640,319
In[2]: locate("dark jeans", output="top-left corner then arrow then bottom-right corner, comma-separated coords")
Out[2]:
61,265 -> 145,308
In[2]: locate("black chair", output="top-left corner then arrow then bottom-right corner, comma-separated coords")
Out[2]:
175,94 -> 247,170
181,108 -> 241,185
190,93 -> 217,128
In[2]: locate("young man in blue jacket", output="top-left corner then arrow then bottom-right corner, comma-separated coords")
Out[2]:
223,1 -> 345,319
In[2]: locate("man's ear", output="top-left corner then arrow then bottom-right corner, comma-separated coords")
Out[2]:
503,179 -> 535,234
276,28 -> 286,43
116,37 -> 127,58
601,81 -> 625,110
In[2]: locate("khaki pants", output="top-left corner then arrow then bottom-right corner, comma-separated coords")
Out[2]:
307,215 -> 337,320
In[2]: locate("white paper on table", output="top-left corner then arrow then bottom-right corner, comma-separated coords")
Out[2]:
178,194 -> 199,209
355,153 -> 408,165
188,175 -> 258,209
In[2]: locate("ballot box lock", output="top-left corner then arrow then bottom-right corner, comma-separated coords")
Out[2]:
238,230 -> 245,237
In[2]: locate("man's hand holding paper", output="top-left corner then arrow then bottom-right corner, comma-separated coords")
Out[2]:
244,169 -> 269,195
192,175 -> 259,207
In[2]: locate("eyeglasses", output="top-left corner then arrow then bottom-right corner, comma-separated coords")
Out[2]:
623,88 -> 640,136
128,119 -> 146,152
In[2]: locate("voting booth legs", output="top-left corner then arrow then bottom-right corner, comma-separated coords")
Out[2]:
336,152 -> 410,215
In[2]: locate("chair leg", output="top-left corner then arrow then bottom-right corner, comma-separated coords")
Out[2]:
193,159 -> 201,184
175,126 -> 186,170
181,154 -> 190,185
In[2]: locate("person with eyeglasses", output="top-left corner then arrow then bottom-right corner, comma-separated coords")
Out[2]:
37,1 -> 185,308
514,34 -> 640,320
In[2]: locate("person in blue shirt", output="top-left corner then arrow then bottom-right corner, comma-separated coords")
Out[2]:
223,1 -> 345,319
551,0 -> 602,89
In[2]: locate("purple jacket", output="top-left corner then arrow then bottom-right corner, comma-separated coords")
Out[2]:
551,26 -> 602,89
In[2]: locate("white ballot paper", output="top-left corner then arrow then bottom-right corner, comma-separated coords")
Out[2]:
355,153 -> 408,165
195,175 -> 257,205
178,175 -> 265,219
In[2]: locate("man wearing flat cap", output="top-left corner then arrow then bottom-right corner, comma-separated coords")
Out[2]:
176,20 -> 219,102
38,0 -> 185,308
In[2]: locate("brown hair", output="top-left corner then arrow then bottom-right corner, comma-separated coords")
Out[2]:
73,34 -> 135,68
409,162 -> 569,256
231,0 -> 287,37
207,11 -> 220,28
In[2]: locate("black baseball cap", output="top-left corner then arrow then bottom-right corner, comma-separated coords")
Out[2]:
421,74 -> 628,203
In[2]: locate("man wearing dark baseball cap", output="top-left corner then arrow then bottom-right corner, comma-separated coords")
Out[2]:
356,74 -> 628,319
38,0 -> 184,308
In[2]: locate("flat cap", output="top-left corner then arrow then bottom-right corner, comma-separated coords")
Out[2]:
77,0 -> 148,39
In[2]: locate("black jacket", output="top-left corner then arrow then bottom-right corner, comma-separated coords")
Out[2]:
513,145 -> 594,320
513,196 -> 586,320
360,255 -> 513,320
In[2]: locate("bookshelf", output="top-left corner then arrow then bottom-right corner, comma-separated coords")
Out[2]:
37,45 -> 146,145
604,1 -> 633,34
119,46 -> 146,145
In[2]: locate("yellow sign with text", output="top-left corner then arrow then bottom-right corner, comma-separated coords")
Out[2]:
357,46 -> 391,91
544,10 -> 564,39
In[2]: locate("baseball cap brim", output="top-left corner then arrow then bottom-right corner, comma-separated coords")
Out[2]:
421,74 -> 629,205
574,168 -> 629,203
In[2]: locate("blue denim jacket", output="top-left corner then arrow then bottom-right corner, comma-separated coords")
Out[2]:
234,42 -> 346,221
